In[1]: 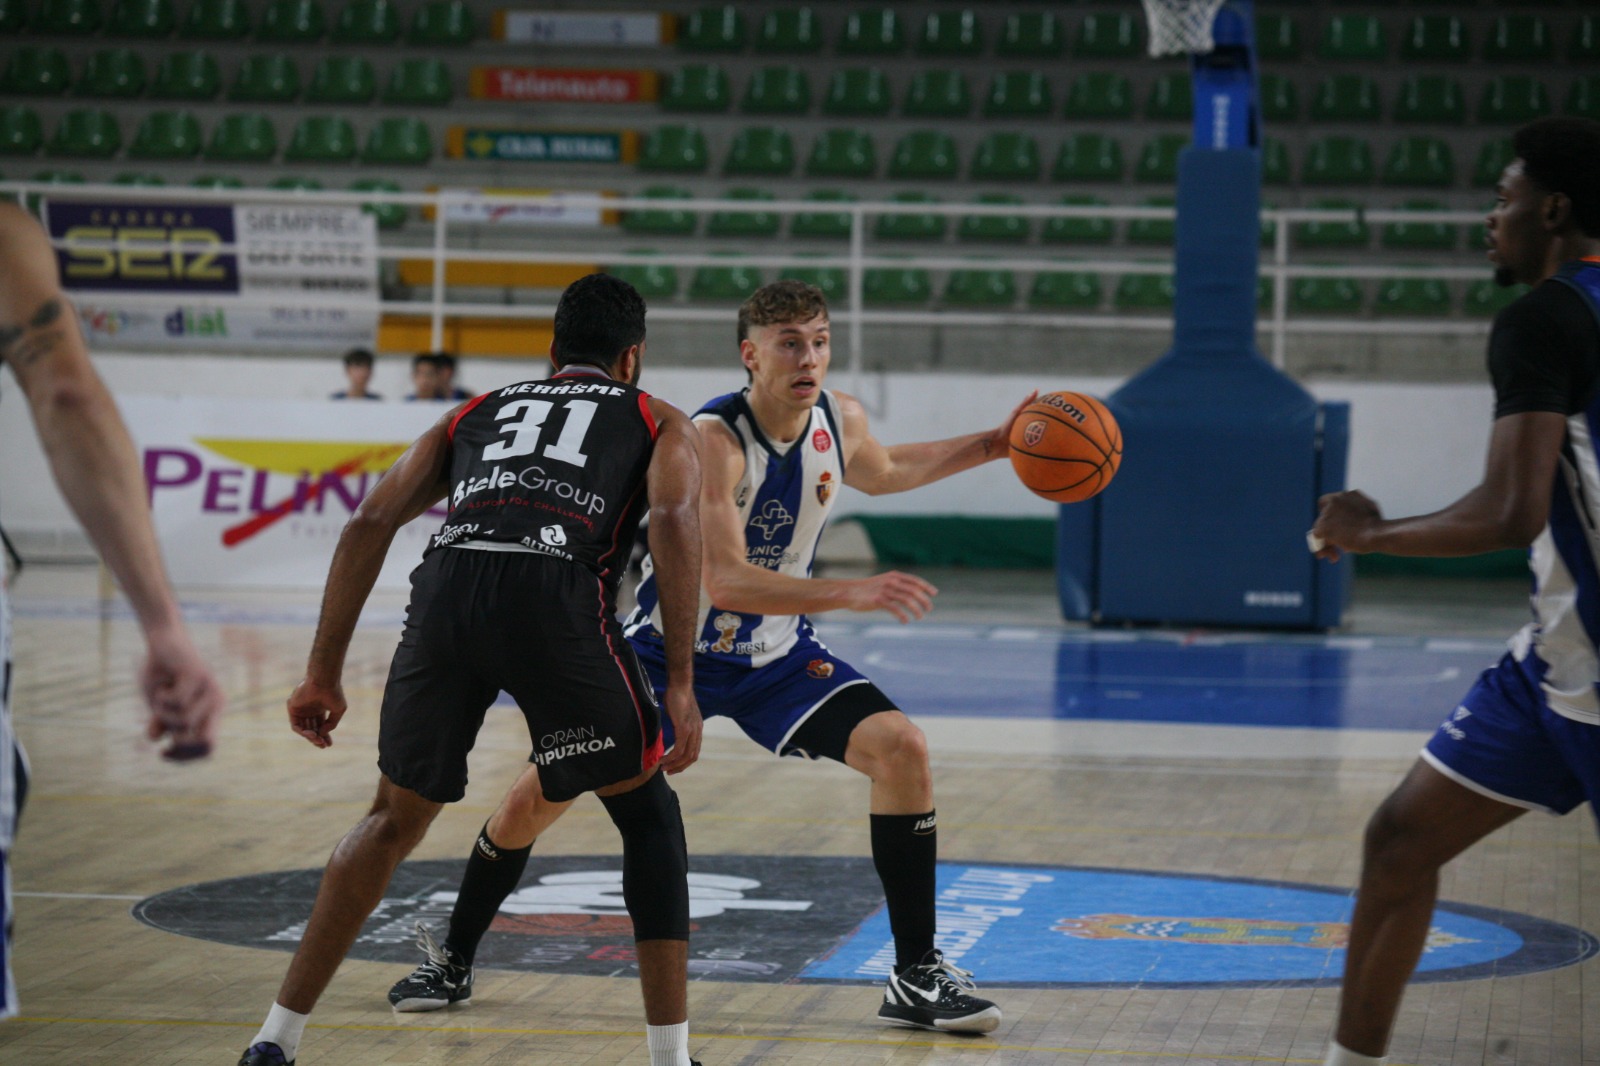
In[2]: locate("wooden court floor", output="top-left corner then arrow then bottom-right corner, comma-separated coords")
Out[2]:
1,565 -> 1597,1066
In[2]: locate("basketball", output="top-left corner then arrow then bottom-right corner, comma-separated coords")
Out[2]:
1008,392 -> 1122,503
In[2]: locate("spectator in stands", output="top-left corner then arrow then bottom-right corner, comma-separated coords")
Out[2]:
405,353 -> 445,401
434,352 -> 471,401
331,348 -> 381,401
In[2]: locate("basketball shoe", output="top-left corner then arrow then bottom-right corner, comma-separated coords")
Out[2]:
877,949 -> 1001,1033
388,923 -> 473,1012
235,1041 -> 292,1065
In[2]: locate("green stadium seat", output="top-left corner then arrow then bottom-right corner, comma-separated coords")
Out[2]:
1042,194 -> 1113,245
80,49 -> 146,97
904,70 -> 969,118
152,50 -> 220,99
129,109 -> 201,158
1262,138 -> 1291,186
1381,200 -> 1456,251
985,71 -> 1052,118
919,9 -> 982,56
113,170 -> 165,185
0,107 -> 44,156
1383,137 -> 1454,188
385,58 -> 451,106
349,177 -> 406,229
608,256 -> 679,300
1127,195 -> 1177,245
1474,140 -> 1515,187
679,6 -> 744,52
1256,275 -> 1273,312
110,0 -> 173,36
742,66 -> 810,114
1256,13 -> 1300,61
706,187 -> 779,237
790,189 -> 857,239
1394,75 -> 1464,125
190,174 -> 243,188
1465,279 -> 1527,317
1258,74 -> 1298,122
958,194 -> 1028,242
1294,199 -> 1367,248
1302,136 -> 1374,185
1065,72 -> 1133,120
1375,278 -> 1450,316
778,262 -> 844,301
724,126 -> 794,175
181,0 -> 249,38
362,116 -> 430,164
333,0 -> 399,43
621,186 -> 696,235
1568,77 -> 1600,121
1030,270 -> 1101,309
662,65 -> 730,112
259,0 -> 322,41
874,192 -> 945,241
207,112 -> 275,161
1075,12 -> 1140,58
409,0 -> 471,45
51,108 -> 120,157
1573,17 -> 1600,64
823,68 -> 890,116
1401,15 -> 1467,61
639,125 -> 708,172
690,259 -> 762,301
1053,133 -> 1123,183
1259,207 -> 1277,251
1291,276 -> 1363,314
1135,134 -> 1186,184
27,169 -> 86,214
838,8 -> 902,55
806,129 -> 875,178
1319,15 -> 1385,61
4,47 -> 71,96
1115,270 -> 1175,311
307,56 -> 374,104
0,0 -> 24,32
863,265 -> 931,304
286,115 -> 357,162
1000,12 -> 1062,57
755,6 -> 819,54
1478,76 -> 1552,125
270,175 -> 322,191
1311,74 -> 1381,123
1485,15 -> 1552,63
230,54 -> 298,102
1146,73 -> 1191,121
971,132 -> 1040,182
945,268 -> 1016,308
889,130 -> 958,180
38,0 -> 102,35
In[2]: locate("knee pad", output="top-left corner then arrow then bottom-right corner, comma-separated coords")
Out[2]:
600,773 -> 689,941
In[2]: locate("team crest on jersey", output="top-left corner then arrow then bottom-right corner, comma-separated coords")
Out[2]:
540,524 -> 567,547
812,428 -> 832,453
815,470 -> 833,506
750,500 -> 794,540
1022,419 -> 1047,447
805,659 -> 834,679
711,611 -> 742,654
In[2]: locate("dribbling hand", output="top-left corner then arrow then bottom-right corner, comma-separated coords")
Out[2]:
287,676 -> 347,749
984,390 -> 1040,459
847,570 -> 938,623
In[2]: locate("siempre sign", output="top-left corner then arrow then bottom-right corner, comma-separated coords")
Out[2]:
435,189 -> 611,228
472,67 -> 658,103
495,11 -> 667,46
449,128 -> 638,164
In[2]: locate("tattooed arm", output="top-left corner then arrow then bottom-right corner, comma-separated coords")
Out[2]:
0,203 -> 223,758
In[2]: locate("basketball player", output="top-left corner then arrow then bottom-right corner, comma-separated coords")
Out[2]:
235,275 -> 706,1066
0,203 -> 225,1020
387,280 -> 1034,1034
1310,118 -> 1600,1066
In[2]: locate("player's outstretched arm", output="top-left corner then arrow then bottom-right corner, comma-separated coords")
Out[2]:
0,203 -> 223,760
644,398 -> 703,774
836,390 -> 1037,497
289,409 -> 452,748
1311,410 -> 1566,561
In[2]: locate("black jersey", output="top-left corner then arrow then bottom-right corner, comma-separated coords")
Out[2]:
431,365 -> 658,589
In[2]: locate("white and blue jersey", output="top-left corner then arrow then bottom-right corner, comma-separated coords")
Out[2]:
1,577 -> 20,1020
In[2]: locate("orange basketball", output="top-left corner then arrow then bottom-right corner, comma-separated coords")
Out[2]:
1008,391 -> 1123,503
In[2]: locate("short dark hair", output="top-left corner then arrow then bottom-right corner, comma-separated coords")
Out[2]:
1514,117 -> 1600,238
737,279 -> 829,344
342,348 -> 373,368
431,352 -> 456,372
552,273 -> 646,370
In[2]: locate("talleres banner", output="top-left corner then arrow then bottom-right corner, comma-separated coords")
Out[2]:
125,397 -> 448,588
46,199 -> 379,353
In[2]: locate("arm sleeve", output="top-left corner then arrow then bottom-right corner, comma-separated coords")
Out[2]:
1490,283 -> 1598,418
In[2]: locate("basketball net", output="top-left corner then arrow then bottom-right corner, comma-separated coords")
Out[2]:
1140,0 -> 1228,57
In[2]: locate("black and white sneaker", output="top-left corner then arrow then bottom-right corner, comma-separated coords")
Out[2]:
877,950 -> 1001,1034
388,922 -> 474,1012
236,1041 -> 293,1066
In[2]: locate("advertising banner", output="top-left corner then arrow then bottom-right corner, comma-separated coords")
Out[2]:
494,10 -> 667,46
430,189 -> 612,228
471,66 -> 657,103
447,128 -> 638,164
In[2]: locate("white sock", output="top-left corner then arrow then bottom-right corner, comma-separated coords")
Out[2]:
646,1020 -> 691,1066
1324,1042 -> 1386,1066
252,1002 -> 310,1062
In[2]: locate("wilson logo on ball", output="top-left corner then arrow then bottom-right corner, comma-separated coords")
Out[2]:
1008,391 -> 1122,504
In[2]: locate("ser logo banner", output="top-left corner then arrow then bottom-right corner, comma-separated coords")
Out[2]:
49,202 -> 238,294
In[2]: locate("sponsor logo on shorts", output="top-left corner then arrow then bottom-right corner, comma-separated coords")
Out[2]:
812,428 -> 831,453
433,522 -> 481,548
749,500 -> 794,541
1440,705 -> 1471,741
1022,420 -> 1046,447
806,658 -> 834,679
532,725 -> 617,767
710,611 -> 741,654
539,524 -> 567,547
815,470 -> 833,507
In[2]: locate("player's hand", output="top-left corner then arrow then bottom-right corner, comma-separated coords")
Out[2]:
846,570 -> 938,623
1310,490 -> 1383,561
983,390 -> 1039,460
659,685 -> 702,775
139,624 -> 224,762
287,675 -> 347,749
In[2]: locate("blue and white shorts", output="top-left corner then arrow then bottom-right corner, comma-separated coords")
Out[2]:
1,581 -> 22,1020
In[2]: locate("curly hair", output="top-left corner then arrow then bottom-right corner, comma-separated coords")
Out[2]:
1514,117 -> 1600,237
737,279 -> 829,344
552,273 -> 647,368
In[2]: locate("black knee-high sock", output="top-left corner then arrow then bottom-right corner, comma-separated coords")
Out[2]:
870,810 -> 938,973
444,823 -> 532,966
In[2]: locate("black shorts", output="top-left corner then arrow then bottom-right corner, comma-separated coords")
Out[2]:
378,548 -> 662,804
